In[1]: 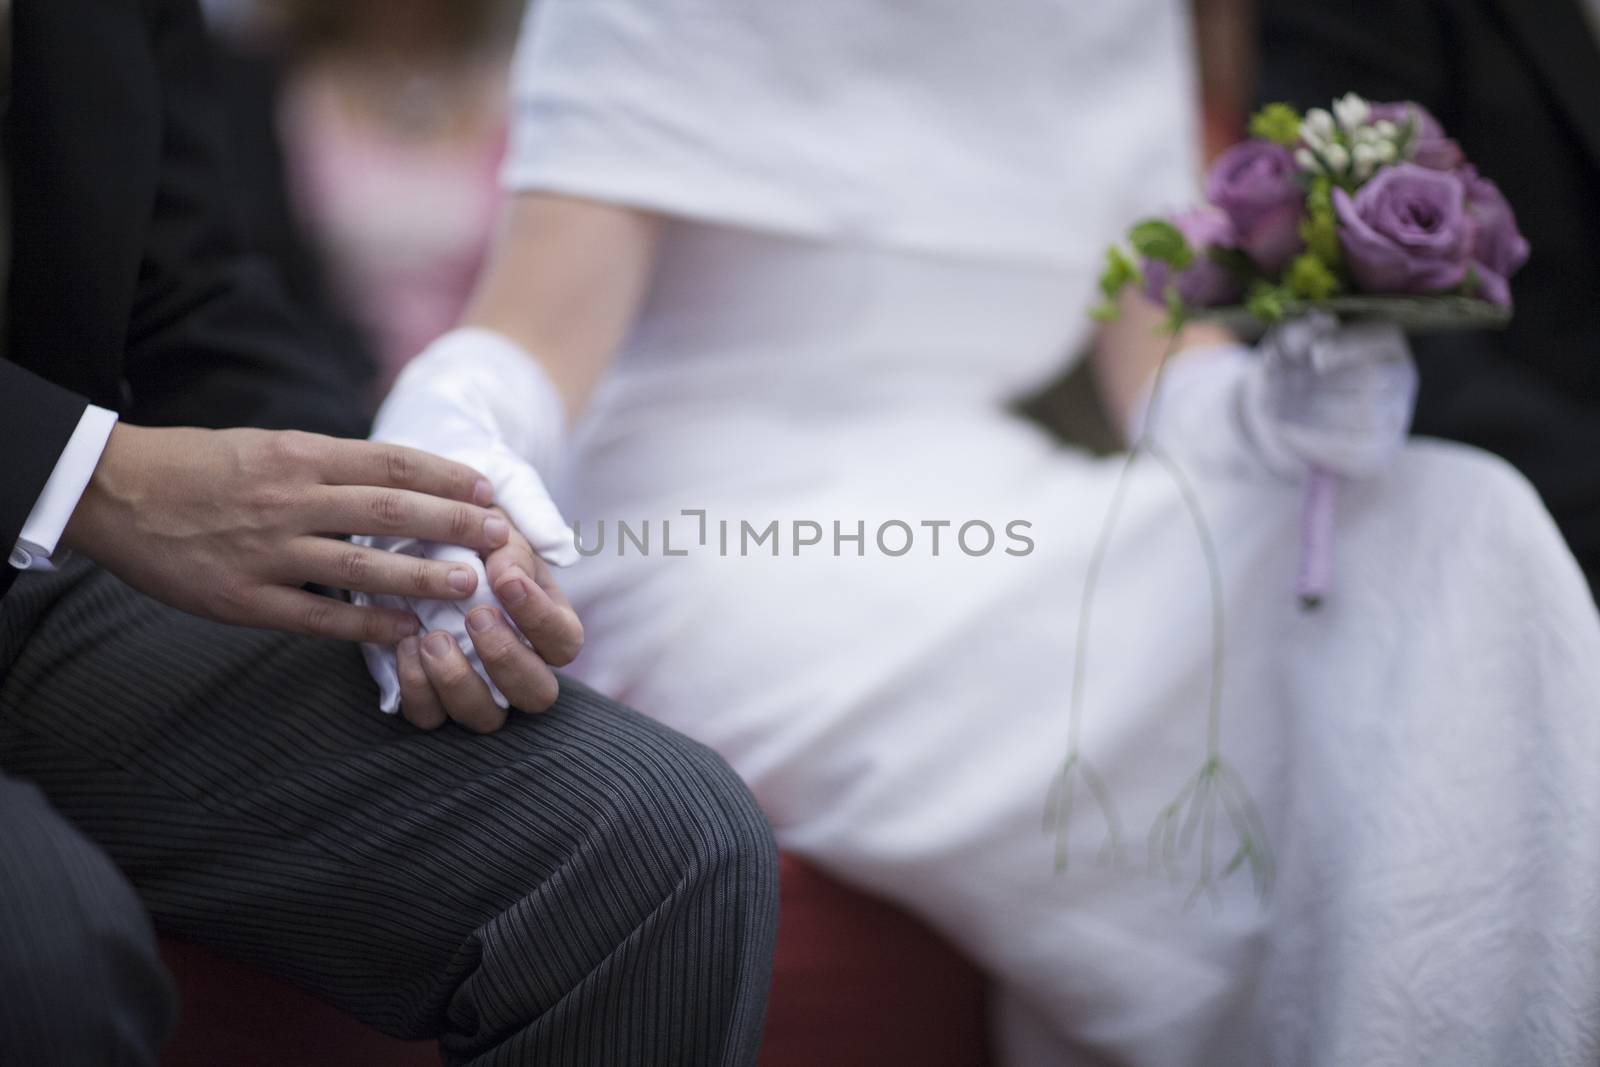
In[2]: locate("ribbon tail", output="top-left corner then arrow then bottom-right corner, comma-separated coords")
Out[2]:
1296,465 -> 1338,610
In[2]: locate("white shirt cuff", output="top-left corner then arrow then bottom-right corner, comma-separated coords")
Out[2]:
10,405 -> 119,571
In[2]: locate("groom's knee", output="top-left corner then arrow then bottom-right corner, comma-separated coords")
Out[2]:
0,780 -> 175,1066
477,687 -> 780,1012
526,686 -> 779,935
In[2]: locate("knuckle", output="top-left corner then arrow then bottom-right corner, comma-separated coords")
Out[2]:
397,655 -> 429,687
431,654 -> 473,687
339,548 -> 372,586
271,430 -> 316,468
477,628 -> 517,662
210,579 -> 253,621
383,447 -> 415,487
410,560 -> 437,595
301,599 -> 340,637
250,483 -> 300,515
520,603 -> 583,665
519,596 -> 559,632
449,505 -> 478,542
371,490 -> 411,528
551,616 -> 584,666
360,612 -> 395,643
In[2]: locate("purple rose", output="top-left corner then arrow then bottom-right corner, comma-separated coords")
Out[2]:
1459,167 -> 1529,308
1204,139 -> 1305,272
1142,206 -> 1245,307
1333,163 -> 1472,295
1370,101 -> 1464,171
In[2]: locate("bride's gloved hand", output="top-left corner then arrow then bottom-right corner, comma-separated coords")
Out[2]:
354,328 -> 581,721
1146,311 -> 1418,480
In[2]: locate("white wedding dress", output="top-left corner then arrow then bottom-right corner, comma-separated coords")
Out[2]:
504,1 -> 1600,1063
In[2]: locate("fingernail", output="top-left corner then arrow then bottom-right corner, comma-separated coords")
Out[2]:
448,568 -> 475,594
474,478 -> 495,507
394,616 -> 419,638
468,607 -> 497,633
499,568 -> 530,606
423,632 -> 454,657
484,516 -> 510,544
398,636 -> 420,658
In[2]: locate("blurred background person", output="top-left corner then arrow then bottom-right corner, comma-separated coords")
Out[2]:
207,0 -> 521,401
1257,0 -> 1600,597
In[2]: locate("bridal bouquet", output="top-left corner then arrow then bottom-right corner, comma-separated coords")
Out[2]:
1095,94 -> 1528,607
1050,97 -> 1528,905
1094,94 -> 1528,331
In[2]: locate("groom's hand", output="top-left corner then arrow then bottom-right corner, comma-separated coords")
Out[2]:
394,513 -> 583,732
62,424 -> 512,641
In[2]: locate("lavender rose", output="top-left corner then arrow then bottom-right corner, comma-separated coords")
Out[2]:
1370,101 -> 1464,171
1333,163 -> 1471,295
1142,206 -> 1245,307
1459,167 -> 1529,308
1204,139 -> 1305,272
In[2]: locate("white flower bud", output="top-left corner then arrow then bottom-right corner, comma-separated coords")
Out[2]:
1322,143 -> 1351,172
1305,108 -> 1336,140
1294,147 -> 1321,173
1333,93 -> 1370,130
1353,143 -> 1380,166
1373,120 -> 1399,140
1376,140 -> 1399,163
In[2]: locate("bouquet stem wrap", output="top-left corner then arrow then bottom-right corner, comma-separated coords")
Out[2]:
1297,466 -> 1338,608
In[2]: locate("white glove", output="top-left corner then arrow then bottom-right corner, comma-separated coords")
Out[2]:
1140,313 -> 1418,607
355,328 -> 578,713
1145,311 -> 1418,480
1244,312 -> 1418,479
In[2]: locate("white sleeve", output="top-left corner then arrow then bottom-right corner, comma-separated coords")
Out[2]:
9,405 -> 118,571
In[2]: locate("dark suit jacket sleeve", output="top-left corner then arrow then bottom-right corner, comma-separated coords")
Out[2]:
119,0 -> 370,438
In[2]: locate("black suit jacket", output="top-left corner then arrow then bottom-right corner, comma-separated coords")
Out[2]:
1257,0 -> 1600,594
1,0 -> 369,601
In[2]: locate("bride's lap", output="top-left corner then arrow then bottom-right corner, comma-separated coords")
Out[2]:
564,433 -> 1600,1063
567,433 -> 1594,835
570,430 -> 1591,753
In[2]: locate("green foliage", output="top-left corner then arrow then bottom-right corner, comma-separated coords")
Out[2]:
1206,244 -> 1256,279
1300,176 -> 1342,268
1101,246 -> 1142,295
1287,253 -> 1341,301
1249,103 -> 1303,148
1092,245 -> 1144,321
1245,280 -> 1291,323
1128,218 -> 1194,270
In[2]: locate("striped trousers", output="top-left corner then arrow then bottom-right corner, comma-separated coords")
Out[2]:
0,559 -> 779,1066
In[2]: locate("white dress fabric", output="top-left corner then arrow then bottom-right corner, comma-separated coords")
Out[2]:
506,2 -> 1600,1063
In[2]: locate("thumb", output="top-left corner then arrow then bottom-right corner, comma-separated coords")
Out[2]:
486,453 -> 580,567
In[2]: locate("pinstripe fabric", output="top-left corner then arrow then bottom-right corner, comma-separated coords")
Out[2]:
0,774 -> 175,1066
0,559 -> 779,1066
